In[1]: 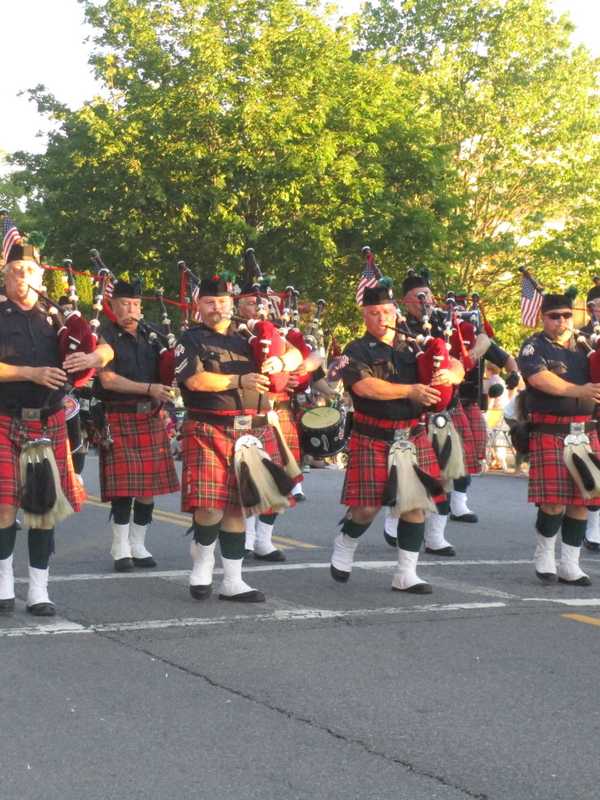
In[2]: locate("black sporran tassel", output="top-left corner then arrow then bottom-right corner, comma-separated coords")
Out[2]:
238,461 -> 261,507
272,425 -> 290,467
261,458 -> 295,496
39,458 -> 57,512
572,452 -> 596,492
437,436 -> 452,470
413,466 -> 444,497
382,465 -> 398,506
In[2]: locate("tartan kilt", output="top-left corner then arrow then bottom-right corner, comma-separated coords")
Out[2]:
341,426 -> 442,508
99,410 -> 180,501
275,406 -> 302,465
528,415 -> 600,506
448,402 -> 479,474
181,420 -> 285,512
0,409 -> 85,512
462,402 -> 487,463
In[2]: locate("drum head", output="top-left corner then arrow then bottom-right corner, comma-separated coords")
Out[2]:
300,406 -> 341,430
63,395 -> 80,422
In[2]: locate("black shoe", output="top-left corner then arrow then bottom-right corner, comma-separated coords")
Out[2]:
559,576 -> 592,586
392,582 -> 432,594
114,557 -> 134,572
132,556 -> 157,568
26,602 -> 56,617
383,531 -> 398,548
450,513 -> 478,523
190,583 -> 212,600
330,564 -> 350,583
294,493 -> 307,502
425,545 -> 456,557
0,598 -> 15,614
536,571 -> 558,584
253,550 -> 286,562
584,539 -> 600,552
244,549 -> 254,558
218,590 -> 266,603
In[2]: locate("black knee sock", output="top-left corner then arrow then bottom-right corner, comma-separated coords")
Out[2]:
192,521 -> 220,546
28,529 -> 55,570
111,497 -> 133,525
0,524 -> 17,560
258,513 -> 278,525
436,498 -> 451,516
133,500 -> 154,526
341,518 -> 371,539
453,476 -> 471,493
536,508 -> 563,538
397,520 -> 425,552
562,516 -> 587,548
219,530 -> 245,560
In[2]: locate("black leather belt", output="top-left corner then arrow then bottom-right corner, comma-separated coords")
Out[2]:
187,412 -> 269,429
354,421 -> 424,442
532,421 -> 596,435
0,403 -> 63,421
104,401 -> 154,414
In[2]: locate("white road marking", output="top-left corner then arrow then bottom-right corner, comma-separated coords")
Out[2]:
12,559 -> 537,584
523,598 -> 600,607
0,601 -> 506,638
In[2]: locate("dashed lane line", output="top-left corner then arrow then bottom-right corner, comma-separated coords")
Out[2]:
84,496 -> 318,551
562,613 -> 600,627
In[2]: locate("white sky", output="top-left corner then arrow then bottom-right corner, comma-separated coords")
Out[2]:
2,0 -> 599,159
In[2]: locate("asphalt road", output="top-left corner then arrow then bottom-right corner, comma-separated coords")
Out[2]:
3,457 -> 600,800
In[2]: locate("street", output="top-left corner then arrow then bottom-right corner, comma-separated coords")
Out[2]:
2,458 -> 600,800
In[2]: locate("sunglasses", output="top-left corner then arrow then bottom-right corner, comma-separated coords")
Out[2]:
545,311 -> 573,320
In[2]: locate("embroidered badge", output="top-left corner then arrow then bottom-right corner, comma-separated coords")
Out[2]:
174,343 -> 185,358
521,344 -> 535,357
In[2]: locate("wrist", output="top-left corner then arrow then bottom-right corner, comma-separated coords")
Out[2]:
147,383 -> 152,395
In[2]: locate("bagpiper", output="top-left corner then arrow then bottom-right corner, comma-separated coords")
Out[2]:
330,278 -> 462,593
0,236 -> 110,615
175,274 -> 302,603
95,278 -> 180,571
518,288 -> 600,586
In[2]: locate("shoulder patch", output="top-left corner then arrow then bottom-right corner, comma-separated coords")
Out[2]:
521,344 -> 535,357
174,343 -> 185,358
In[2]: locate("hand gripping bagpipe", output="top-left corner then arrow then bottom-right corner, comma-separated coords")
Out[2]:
389,291 -> 466,490
30,257 -> 102,389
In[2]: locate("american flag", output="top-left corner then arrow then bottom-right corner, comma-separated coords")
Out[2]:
2,214 -> 20,263
355,249 -> 380,306
520,272 -> 543,327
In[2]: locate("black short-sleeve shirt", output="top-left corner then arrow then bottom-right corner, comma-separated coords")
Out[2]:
341,333 -> 424,420
518,331 -> 593,415
97,320 -> 159,403
175,323 -> 269,413
0,299 -> 64,410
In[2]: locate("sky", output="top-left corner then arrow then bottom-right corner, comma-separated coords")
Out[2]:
2,0 -> 599,160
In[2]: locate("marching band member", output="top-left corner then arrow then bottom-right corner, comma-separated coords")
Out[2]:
330,279 -> 460,594
175,274 -> 302,602
0,239 -> 109,616
580,280 -> 600,552
96,278 -> 180,572
518,288 -> 600,586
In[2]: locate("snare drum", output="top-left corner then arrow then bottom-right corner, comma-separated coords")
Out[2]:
299,405 -> 348,458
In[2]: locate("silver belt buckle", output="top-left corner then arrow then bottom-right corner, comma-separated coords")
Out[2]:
234,415 -> 252,432
79,398 -> 90,411
22,408 -> 41,421
393,428 -> 409,443
565,421 -> 590,447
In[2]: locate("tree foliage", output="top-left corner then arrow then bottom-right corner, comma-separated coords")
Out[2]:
10,0 -> 600,350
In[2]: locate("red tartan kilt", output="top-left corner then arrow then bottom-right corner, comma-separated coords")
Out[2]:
275,406 -> 302,464
181,420 -> 285,512
448,402 -> 478,474
99,411 -> 180,501
341,427 -> 441,508
529,419 -> 600,506
0,409 -> 85,512
463,402 -> 487,462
